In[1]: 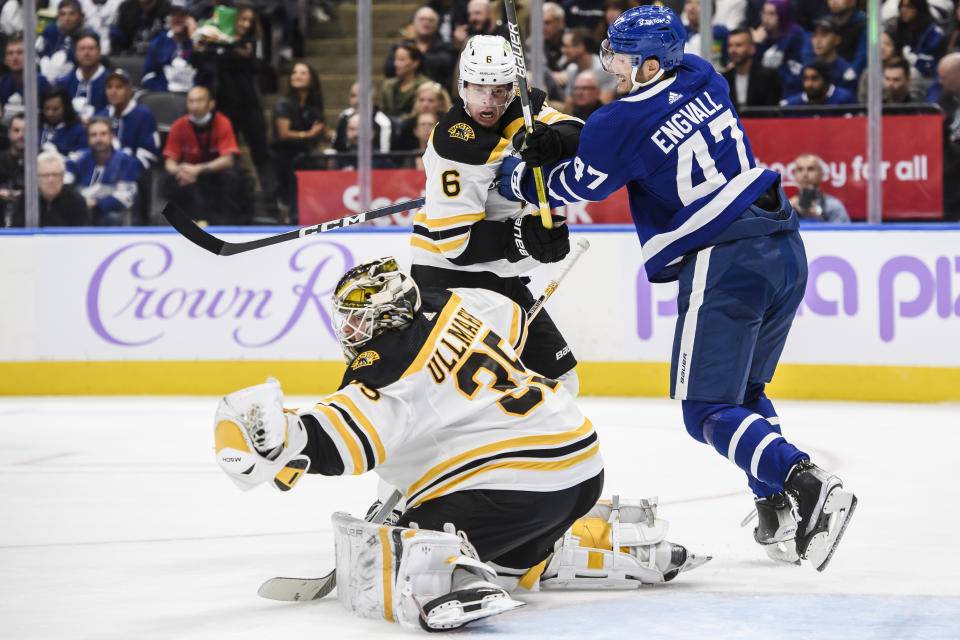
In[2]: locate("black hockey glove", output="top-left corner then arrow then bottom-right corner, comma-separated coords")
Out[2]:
512,122 -> 564,167
504,214 -> 570,264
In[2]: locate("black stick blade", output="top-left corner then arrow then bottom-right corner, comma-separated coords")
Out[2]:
161,203 -> 227,255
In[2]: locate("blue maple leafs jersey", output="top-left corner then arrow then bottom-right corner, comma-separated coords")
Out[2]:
516,54 -> 781,282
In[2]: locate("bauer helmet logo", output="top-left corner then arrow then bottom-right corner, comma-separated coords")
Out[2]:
448,122 -> 476,142
351,350 -> 381,370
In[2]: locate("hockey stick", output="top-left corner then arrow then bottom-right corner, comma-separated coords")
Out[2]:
527,237 -> 590,321
161,198 -> 425,256
256,240 -> 590,602
503,0 -> 554,230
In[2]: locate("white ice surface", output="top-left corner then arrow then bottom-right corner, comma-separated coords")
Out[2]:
1,396 -> 958,639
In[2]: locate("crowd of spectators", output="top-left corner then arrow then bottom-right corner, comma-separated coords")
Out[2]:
2,0 -> 960,226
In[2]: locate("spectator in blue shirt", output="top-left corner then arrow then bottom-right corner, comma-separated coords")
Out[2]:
40,85 -> 88,158
682,0 -> 729,69
780,59 -> 857,106
55,32 -> 109,121
886,0 -> 945,78
96,68 -> 161,172
807,17 -> 859,94
36,0 -> 86,82
66,116 -> 139,225
1,34 -> 52,127
141,0 -> 202,92
753,0 -> 808,96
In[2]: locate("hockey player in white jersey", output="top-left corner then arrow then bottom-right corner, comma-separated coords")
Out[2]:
213,257 -> 708,631
412,35 -> 585,392
500,5 -> 856,571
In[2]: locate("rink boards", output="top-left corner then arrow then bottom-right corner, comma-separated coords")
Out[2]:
1,225 -> 958,400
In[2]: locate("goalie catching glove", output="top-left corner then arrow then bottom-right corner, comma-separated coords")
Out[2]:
213,378 -> 310,492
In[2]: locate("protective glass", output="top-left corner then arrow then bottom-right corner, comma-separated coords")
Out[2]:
462,82 -> 515,108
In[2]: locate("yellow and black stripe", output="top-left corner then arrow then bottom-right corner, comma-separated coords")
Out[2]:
406,418 -> 599,508
312,395 -> 386,474
410,210 -> 484,256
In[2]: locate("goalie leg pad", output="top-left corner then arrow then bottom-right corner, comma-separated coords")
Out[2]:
332,513 -> 523,630
539,496 -> 711,589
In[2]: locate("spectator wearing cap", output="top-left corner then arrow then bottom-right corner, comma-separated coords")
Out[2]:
723,28 -> 783,108
66,116 -> 140,225
753,0 -> 807,97
141,0 -> 204,92
162,85 -> 249,224
780,59 -> 856,106
825,0 -> 868,75
383,7 -> 456,89
96,68 -> 161,171
1,34 -> 52,127
113,0 -> 171,54
36,0 -> 86,83
55,32 -> 109,121
806,17 -> 859,94
682,0 -> 729,70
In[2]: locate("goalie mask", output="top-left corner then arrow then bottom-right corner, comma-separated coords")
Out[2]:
330,257 -> 421,360
458,35 -> 517,126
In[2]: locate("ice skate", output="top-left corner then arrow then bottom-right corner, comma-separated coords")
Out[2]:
784,461 -> 857,571
750,491 -> 801,565
418,567 -> 525,632
661,542 -> 711,582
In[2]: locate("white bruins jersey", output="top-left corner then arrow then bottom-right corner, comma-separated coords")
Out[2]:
296,288 -> 602,508
411,91 -> 582,277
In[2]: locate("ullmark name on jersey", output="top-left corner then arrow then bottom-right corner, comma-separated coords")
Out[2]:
425,306 -> 485,384
650,90 -> 726,155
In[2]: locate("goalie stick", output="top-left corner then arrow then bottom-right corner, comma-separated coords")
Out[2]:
161,198 -> 425,256
256,238 -> 592,602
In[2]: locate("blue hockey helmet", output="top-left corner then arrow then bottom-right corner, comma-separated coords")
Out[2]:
601,5 -> 685,74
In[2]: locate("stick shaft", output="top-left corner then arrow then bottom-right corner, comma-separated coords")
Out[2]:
527,237 -> 591,321
162,198 -> 425,256
503,0 -> 554,230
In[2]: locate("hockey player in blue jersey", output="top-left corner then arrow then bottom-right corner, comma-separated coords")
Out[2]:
500,5 -> 856,571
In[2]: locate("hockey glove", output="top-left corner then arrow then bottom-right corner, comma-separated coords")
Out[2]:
512,122 -> 565,167
498,156 -> 526,202
504,214 -> 570,263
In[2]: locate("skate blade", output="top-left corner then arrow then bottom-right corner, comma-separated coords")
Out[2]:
422,594 -> 525,630
762,540 -> 801,565
805,490 -> 857,572
680,553 -> 712,573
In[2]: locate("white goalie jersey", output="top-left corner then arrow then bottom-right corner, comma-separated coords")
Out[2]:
411,91 -> 582,278
296,287 -> 602,508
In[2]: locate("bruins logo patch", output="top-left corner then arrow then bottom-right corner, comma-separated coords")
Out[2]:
351,350 -> 380,370
448,122 -> 476,142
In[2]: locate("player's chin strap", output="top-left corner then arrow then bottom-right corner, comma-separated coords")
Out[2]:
631,66 -> 665,93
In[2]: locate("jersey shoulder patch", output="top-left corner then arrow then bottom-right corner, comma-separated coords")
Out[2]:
338,289 -> 453,390
433,104 -> 504,165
